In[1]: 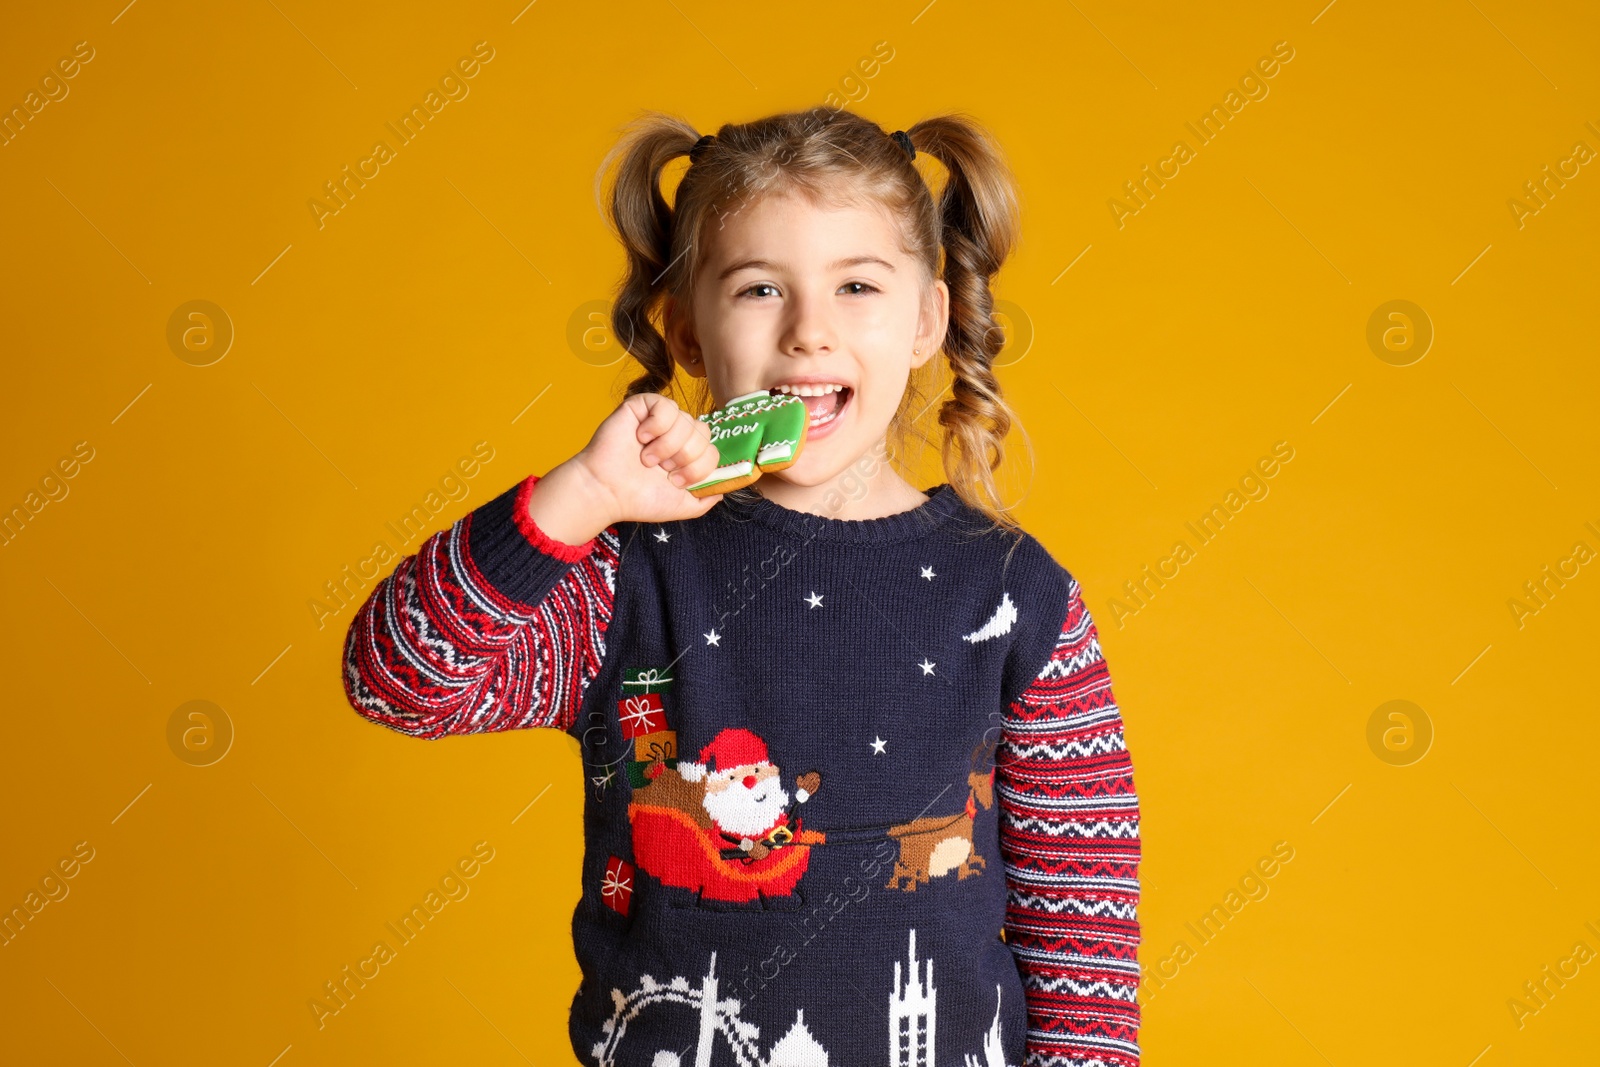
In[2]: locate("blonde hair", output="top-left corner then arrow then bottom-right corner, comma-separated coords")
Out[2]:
594,105 -> 1028,534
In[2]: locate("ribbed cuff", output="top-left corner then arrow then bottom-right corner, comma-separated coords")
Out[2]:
465,473 -> 599,606
512,473 -> 599,561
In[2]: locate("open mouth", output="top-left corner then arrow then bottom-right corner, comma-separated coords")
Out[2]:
770,384 -> 852,430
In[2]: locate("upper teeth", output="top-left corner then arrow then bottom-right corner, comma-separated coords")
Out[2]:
771,383 -> 846,397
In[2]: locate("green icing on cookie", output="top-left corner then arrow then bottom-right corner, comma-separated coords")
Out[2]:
686,390 -> 809,492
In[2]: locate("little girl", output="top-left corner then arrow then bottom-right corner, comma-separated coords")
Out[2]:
342,106 -> 1140,1067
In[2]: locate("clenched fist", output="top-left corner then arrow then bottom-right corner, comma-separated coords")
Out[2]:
524,393 -> 727,544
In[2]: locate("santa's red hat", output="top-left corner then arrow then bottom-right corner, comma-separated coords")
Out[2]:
680,727 -> 770,782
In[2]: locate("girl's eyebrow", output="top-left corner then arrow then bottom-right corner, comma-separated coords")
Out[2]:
717,254 -> 897,281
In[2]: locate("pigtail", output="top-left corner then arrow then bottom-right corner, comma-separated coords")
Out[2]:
907,116 -> 1026,533
593,113 -> 705,401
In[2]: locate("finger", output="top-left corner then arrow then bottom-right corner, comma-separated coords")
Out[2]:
678,419 -> 719,471
646,415 -> 698,471
670,438 -> 723,488
667,441 -> 717,489
679,473 -> 726,508
661,418 -> 716,473
646,412 -> 697,463
637,409 -> 685,469
635,395 -> 680,449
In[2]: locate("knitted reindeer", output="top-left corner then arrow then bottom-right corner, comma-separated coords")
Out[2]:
884,741 -> 997,892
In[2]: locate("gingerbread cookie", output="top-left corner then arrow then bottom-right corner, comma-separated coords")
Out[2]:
685,389 -> 809,497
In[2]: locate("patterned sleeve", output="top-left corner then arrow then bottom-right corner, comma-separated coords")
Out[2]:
341,472 -> 622,739
998,577 -> 1142,1067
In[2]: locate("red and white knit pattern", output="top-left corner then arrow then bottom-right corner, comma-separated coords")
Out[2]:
341,510 -> 621,738
999,578 -> 1142,1067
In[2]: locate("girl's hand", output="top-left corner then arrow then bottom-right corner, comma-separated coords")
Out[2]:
529,393 -> 726,542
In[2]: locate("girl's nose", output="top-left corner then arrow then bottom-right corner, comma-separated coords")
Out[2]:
783,292 -> 835,355
743,774 -> 758,789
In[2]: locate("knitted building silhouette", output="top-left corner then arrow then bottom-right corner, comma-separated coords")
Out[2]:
890,929 -> 936,1067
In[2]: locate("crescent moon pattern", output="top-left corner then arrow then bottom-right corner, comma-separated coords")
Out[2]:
962,591 -> 1017,643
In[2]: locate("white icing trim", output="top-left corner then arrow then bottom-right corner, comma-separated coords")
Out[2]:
687,460 -> 753,490
757,440 -> 794,464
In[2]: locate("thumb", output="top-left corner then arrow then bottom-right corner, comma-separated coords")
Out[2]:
688,491 -> 726,515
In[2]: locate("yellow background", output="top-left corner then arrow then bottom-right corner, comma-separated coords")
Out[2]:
2,1 -> 1596,1064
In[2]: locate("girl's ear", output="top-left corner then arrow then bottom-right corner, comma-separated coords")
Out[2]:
912,279 -> 949,370
664,295 -> 707,379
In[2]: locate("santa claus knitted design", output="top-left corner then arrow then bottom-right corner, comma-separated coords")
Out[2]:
682,726 -> 764,777
628,725 -> 825,903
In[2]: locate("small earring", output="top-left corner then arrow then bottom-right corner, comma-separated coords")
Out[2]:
914,347 -> 921,355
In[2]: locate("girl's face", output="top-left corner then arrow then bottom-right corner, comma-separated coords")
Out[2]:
667,188 -> 947,488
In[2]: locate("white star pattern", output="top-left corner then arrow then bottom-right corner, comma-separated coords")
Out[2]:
918,657 -> 936,675
654,528 -> 671,543
805,591 -> 824,608
921,565 -> 936,580
870,735 -> 887,754
705,629 -> 721,646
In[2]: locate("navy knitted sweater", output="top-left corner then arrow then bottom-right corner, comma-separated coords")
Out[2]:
342,472 -> 1141,1067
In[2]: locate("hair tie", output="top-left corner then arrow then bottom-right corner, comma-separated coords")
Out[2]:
689,133 -> 715,162
890,129 -> 916,161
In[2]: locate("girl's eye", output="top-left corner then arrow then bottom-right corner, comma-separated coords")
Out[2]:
736,282 -> 880,299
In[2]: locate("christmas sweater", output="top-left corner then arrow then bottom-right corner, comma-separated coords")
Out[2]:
341,472 -> 1142,1067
